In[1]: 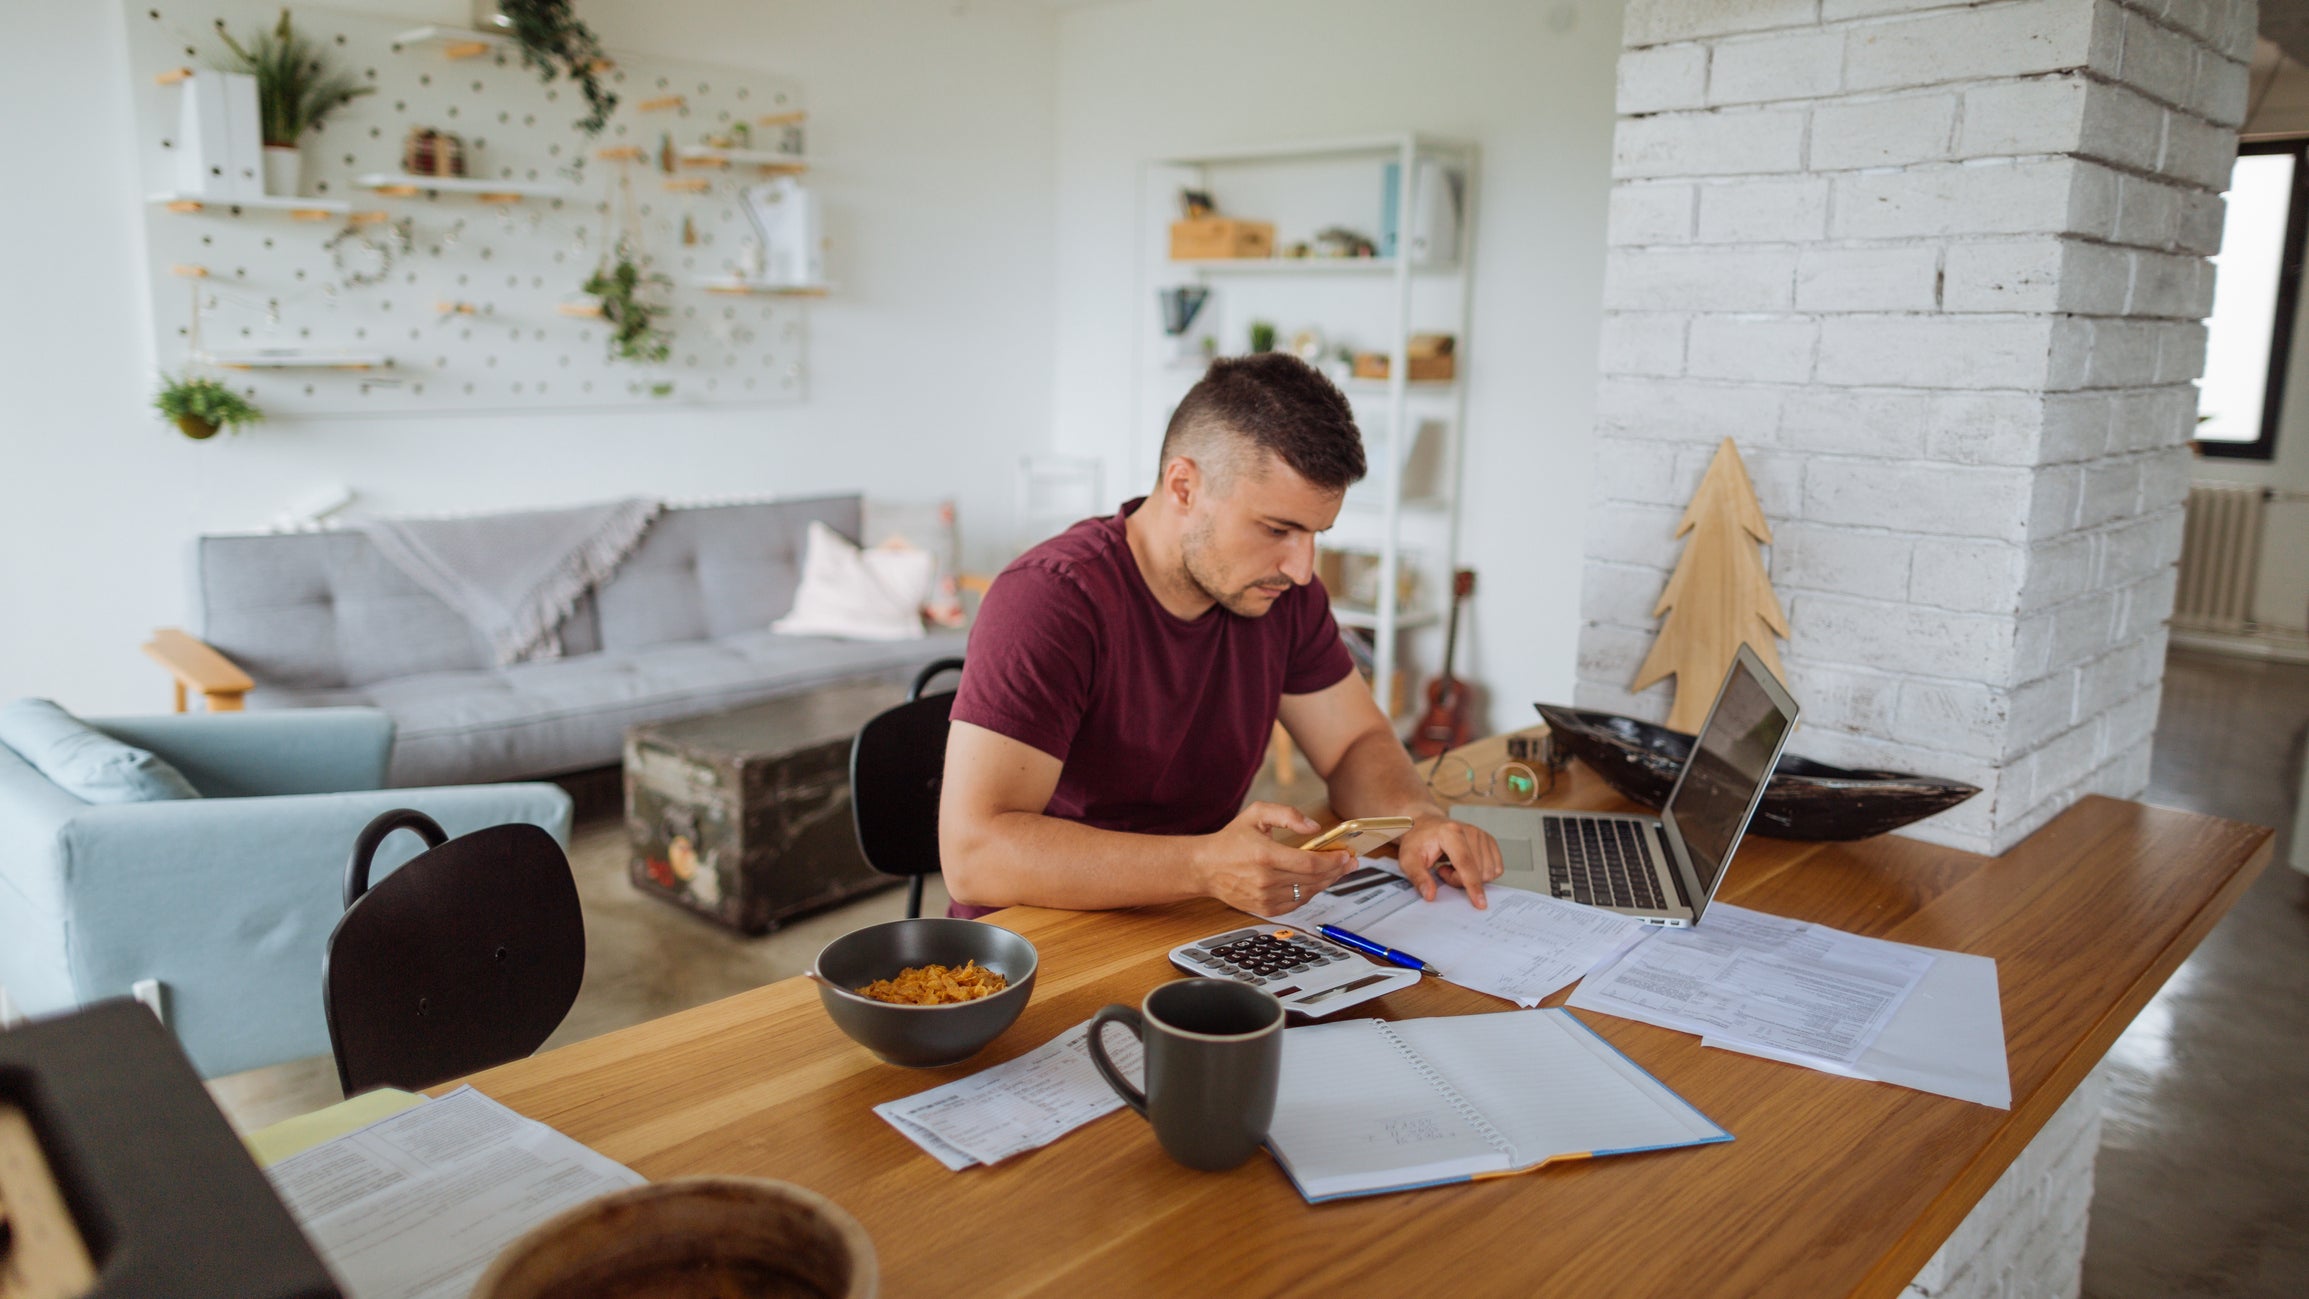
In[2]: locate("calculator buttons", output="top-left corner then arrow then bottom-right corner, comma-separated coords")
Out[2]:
1169,926 -> 1417,1018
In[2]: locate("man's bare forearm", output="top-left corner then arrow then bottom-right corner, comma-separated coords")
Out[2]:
1324,728 -> 1446,823
942,811 -> 1215,910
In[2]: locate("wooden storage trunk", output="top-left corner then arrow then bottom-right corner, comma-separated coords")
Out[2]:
1170,218 -> 1275,260
624,679 -> 908,934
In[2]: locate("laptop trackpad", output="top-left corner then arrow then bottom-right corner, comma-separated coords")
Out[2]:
1493,835 -> 1544,892
1448,805 -> 1545,892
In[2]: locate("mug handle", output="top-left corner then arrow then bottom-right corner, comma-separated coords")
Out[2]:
1087,1004 -> 1147,1117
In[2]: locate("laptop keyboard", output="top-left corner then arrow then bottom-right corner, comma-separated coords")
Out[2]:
1543,818 -> 1667,912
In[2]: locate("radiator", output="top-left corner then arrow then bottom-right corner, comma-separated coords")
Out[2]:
2175,484 -> 2267,633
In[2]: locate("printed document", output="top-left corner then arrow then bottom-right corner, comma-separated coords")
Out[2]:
876,1019 -> 1145,1169
1268,861 -> 1646,1005
265,1086 -> 644,1299
1703,945 -> 2010,1107
1567,904 -> 1934,1064
1263,861 -> 1426,931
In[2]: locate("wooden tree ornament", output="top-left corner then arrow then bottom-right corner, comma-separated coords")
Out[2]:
1632,438 -> 1790,732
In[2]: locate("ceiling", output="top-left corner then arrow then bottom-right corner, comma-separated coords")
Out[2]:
2246,37 -> 2309,137
2263,0 -> 2309,67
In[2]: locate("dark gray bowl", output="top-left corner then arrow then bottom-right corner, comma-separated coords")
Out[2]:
1534,703 -> 1980,842
812,918 -> 1038,1068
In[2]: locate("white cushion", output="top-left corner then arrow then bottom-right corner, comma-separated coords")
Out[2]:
771,521 -> 936,641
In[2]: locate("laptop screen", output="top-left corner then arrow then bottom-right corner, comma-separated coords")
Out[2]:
1663,650 -> 1797,905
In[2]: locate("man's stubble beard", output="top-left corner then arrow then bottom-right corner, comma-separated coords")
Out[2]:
1180,514 -> 1290,618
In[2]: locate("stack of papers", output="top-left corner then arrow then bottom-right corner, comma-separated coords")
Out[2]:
1569,905 -> 1933,1063
1267,861 -> 1647,1006
1567,904 -> 2010,1108
876,1020 -> 1145,1169
265,1087 -> 645,1299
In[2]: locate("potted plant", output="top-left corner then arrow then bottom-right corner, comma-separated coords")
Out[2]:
155,374 -> 263,440
582,247 -> 672,364
219,9 -> 373,198
485,1 -> 618,136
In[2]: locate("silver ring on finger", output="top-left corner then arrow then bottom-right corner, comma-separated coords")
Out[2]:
1292,883 -> 1303,903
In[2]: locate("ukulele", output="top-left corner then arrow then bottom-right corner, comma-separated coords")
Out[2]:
1410,569 -> 1477,760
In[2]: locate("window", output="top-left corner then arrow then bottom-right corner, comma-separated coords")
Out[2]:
2197,139 -> 2309,461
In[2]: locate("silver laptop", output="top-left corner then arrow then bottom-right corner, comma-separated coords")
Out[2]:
1453,645 -> 1799,928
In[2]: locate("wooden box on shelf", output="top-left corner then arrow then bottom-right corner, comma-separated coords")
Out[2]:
1169,218 -> 1275,260
1354,332 -> 1455,381
1352,352 -> 1455,381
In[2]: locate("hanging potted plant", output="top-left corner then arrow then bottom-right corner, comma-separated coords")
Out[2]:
155,374 -> 263,441
218,9 -> 373,198
582,245 -> 673,365
484,1 -> 619,136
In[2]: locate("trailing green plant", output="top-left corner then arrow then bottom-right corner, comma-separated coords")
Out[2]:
154,374 -> 263,439
497,0 -> 618,136
216,9 -> 373,148
583,251 -> 672,364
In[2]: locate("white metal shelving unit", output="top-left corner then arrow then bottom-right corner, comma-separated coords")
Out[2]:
1139,132 -> 1477,723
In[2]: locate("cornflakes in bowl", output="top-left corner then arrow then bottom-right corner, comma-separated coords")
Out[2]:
856,959 -> 1009,1005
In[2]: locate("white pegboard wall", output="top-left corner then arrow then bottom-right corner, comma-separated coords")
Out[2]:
126,1 -> 815,416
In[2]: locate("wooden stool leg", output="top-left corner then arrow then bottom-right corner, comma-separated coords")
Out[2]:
1271,721 -> 1297,787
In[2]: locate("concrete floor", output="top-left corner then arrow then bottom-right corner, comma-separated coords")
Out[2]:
207,647 -> 2309,1295
2081,649 -> 2309,1299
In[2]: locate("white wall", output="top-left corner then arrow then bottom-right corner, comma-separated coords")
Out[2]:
0,0 -> 1058,714
1049,0 -> 1625,732
2191,279 -> 2309,633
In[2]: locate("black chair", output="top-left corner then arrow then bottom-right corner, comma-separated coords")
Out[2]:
851,657 -> 965,919
323,810 -> 585,1095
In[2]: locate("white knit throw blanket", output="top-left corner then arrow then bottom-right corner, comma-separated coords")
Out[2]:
362,497 -> 663,665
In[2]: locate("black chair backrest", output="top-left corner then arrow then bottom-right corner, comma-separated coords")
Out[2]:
323,811 -> 585,1095
851,658 -> 964,918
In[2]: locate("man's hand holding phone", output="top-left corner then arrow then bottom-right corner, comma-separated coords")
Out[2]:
1193,802 -> 1357,916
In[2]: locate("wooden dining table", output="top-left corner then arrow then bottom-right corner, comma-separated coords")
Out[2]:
451,728 -> 2273,1297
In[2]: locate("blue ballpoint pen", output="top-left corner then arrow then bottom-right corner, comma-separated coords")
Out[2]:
1317,924 -> 1441,976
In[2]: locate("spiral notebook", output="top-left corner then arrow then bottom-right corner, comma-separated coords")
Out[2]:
1266,1009 -> 1730,1202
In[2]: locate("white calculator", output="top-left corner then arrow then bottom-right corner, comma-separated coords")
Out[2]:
1167,925 -> 1420,1018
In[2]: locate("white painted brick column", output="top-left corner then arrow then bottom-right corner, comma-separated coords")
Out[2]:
1903,1059 -> 2115,1299
1581,0 -> 2255,854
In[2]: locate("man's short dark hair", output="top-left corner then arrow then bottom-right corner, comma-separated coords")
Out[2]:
1158,353 -> 1367,493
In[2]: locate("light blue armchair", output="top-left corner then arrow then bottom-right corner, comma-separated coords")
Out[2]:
0,708 -> 572,1079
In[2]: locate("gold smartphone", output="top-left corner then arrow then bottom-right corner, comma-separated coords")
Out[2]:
1299,816 -> 1416,856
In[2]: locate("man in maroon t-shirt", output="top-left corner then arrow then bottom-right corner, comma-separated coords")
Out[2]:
939,353 -> 1502,918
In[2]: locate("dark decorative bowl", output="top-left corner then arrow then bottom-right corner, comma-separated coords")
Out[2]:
1533,704 -> 1980,842
812,918 -> 1038,1068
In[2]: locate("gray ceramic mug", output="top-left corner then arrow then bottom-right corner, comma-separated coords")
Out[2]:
1087,978 -> 1284,1171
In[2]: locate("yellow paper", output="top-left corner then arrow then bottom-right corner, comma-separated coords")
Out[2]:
245,1088 -> 427,1168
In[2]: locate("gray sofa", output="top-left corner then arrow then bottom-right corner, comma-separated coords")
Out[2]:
183,495 -> 968,786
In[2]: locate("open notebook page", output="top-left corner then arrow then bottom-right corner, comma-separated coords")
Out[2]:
1269,1018 -> 1509,1199
1394,1011 -> 1732,1168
